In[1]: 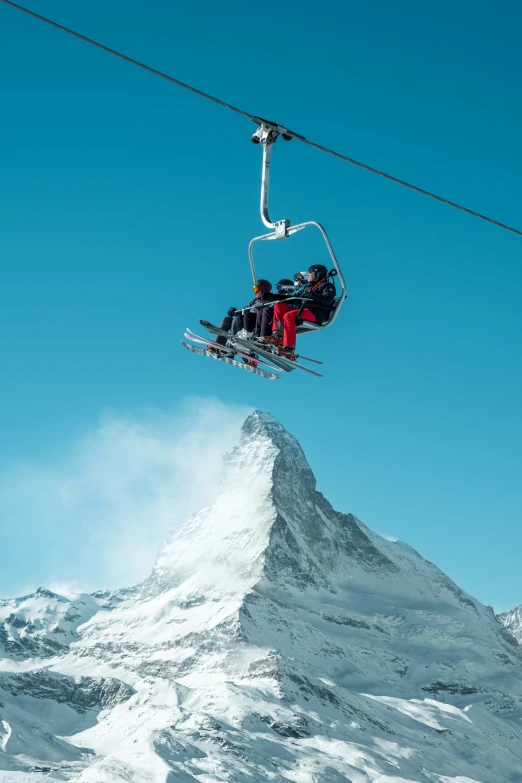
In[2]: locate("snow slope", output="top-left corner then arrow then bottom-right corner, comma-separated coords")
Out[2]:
1,410 -> 521,782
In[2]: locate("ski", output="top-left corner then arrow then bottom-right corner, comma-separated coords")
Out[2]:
198,321 -> 295,372
296,354 -> 323,365
184,329 -> 283,372
232,335 -> 324,377
181,342 -> 280,380
199,321 -> 323,378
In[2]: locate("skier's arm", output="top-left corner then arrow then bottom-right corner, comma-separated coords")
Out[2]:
240,298 -> 257,313
308,283 -> 336,307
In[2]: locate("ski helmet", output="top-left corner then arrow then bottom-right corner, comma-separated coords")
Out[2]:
308,264 -> 328,282
276,279 -> 294,293
252,279 -> 272,294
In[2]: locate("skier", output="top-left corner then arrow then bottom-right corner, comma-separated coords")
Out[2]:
269,264 -> 336,360
257,279 -> 295,339
212,279 -> 276,348
293,271 -> 309,292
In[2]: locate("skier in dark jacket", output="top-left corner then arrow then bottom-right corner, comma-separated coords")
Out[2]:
214,279 -> 276,346
269,264 -> 336,360
257,279 -> 295,338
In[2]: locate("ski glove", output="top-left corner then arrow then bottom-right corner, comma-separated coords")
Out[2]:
227,307 -> 237,317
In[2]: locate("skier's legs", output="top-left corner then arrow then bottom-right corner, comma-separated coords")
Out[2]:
231,314 -> 245,335
255,308 -> 263,337
273,302 -> 294,338
259,306 -> 274,337
219,316 -> 233,331
282,308 -> 316,347
215,315 -> 235,346
243,311 -> 257,334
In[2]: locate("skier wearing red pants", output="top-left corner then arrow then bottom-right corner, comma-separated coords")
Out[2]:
268,264 -> 336,360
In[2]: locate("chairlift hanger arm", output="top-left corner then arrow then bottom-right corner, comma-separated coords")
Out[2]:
248,121 -> 347,332
250,119 -> 308,235
250,121 -> 293,233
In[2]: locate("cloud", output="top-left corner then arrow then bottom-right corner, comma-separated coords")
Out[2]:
0,398 -> 251,593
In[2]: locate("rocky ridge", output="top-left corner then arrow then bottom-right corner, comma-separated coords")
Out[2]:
500,604 -> 522,644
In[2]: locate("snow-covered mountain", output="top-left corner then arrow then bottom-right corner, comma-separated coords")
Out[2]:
0,588 -> 114,660
1,410 -> 521,782
500,604 -> 522,644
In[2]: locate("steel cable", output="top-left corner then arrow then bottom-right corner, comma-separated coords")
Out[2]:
1,0 -> 521,238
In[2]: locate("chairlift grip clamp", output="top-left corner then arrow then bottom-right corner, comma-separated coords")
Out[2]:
251,116 -> 304,143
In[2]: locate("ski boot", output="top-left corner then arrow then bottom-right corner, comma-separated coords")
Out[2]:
278,346 -> 296,361
260,334 -> 282,347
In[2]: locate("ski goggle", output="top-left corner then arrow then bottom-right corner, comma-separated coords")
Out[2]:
253,284 -> 269,293
276,284 -> 293,292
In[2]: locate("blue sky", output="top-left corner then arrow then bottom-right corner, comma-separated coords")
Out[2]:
0,0 -> 521,610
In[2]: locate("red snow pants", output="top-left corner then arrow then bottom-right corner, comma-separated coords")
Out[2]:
273,302 -> 317,347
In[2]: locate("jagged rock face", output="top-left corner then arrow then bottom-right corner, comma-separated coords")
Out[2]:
500,604 -> 522,643
1,410 -> 522,782
0,671 -> 134,712
0,588 -> 104,660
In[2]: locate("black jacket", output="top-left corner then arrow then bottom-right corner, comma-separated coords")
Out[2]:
242,291 -> 278,310
301,279 -> 336,323
229,291 -> 277,317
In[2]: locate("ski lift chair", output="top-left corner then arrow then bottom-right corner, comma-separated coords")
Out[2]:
248,120 -> 346,336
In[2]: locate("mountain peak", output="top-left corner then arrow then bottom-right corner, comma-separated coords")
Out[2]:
150,411 -> 394,598
245,408 -> 277,425
35,586 -> 61,600
241,409 -> 299,450
242,409 -> 283,436
238,409 -> 314,482
3,411 -> 522,781
148,411 -> 320,597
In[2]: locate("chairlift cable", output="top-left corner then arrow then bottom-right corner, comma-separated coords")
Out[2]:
1,0 -> 521,239
0,0 -> 254,122
296,136 -> 522,237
